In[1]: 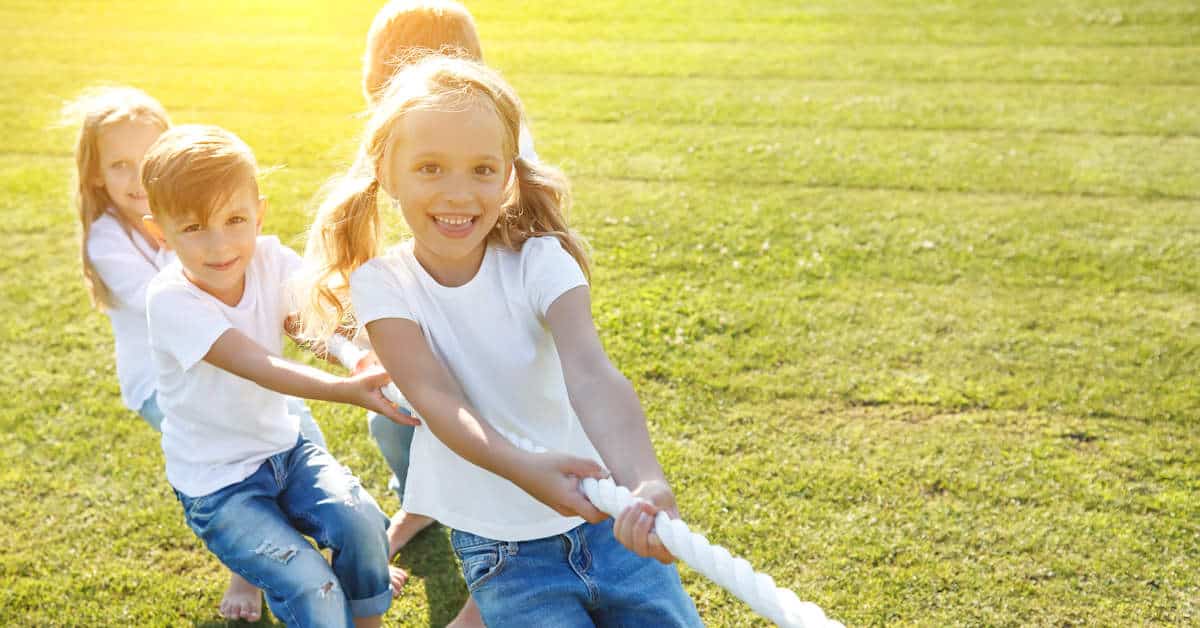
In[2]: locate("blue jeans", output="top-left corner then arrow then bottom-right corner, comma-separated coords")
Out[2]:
139,393 -> 328,450
175,436 -> 392,626
451,519 -> 702,628
367,411 -> 415,503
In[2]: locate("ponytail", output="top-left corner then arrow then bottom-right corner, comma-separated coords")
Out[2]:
299,165 -> 384,341
495,155 -> 590,280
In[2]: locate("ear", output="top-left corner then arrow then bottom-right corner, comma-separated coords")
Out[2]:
256,196 -> 268,233
142,215 -> 169,249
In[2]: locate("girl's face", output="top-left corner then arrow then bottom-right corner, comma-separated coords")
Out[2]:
93,118 -> 163,225
386,103 -> 510,286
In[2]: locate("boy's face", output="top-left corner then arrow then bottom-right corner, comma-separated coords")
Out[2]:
151,184 -> 264,305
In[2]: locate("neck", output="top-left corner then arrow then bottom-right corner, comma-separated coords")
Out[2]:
413,243 -> 486,288
186,271 -> 246,307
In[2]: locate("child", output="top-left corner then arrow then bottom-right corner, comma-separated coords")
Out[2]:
64,86 -> 328,622
359,0 -> 545,580
301,56 -> 702,627
140,124 -> 411,627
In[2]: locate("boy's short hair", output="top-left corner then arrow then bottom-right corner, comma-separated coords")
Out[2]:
362,0 -> 483,104
142,124 -> 258,224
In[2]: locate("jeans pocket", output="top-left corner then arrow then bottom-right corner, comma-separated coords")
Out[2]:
455,540 -> 507,593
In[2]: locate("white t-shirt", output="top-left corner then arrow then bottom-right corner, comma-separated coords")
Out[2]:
86,212 -> 176,410
351,236 -> 599,542
146,236 -> 303,497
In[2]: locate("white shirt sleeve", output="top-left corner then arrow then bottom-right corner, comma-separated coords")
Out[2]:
351,258 -> 416,325
147,284 -> 233,371
87,225 -> 159,311
522,237 -> 588,318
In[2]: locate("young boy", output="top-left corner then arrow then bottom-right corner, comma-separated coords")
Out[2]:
141,124 -> 412,627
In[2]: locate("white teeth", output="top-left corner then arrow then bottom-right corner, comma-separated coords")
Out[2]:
435,216 -> 472,226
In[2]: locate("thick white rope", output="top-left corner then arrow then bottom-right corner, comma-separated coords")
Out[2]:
329,335 -> 843,628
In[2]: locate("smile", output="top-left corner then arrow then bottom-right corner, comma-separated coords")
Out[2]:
206,257 -> 240,271
433,214 -> 476,238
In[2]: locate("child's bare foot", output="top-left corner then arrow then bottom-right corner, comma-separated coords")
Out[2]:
387,510 -> 434,559
220,572 -> 262,622
389,565 -> 409,597
446,595 -> 483,628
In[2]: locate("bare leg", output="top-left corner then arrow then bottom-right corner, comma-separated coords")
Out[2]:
353,617 -> 382,628
219,571 -> 262,622
446,595 -> 484,628
387,510 -> 435,559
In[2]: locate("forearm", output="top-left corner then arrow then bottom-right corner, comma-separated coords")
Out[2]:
203,331 -> 346,403
570,368 -> 668,488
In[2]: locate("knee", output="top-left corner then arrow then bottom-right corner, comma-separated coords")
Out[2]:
317,493 -> 388,555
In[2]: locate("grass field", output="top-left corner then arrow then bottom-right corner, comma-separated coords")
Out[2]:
1,1 -> 1197,625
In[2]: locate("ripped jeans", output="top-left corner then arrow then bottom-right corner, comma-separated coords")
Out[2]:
174,436 -> 392,627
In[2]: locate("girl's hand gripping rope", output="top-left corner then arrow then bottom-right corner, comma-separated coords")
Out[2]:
613,479 -> 679,565
511,451 -> 609,523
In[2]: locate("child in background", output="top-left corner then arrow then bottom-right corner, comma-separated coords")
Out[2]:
140,124 -> 411,627
302,56 -> 702,627
64,86 -> 327,622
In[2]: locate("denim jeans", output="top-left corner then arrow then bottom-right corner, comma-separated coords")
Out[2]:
367,411 -> 415,503
451,519 -> 703,628
175,436 -> 392,626
139,393 -> 327,450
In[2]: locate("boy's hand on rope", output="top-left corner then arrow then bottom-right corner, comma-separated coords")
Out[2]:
341,366 -> 420,426
614,479 -> 680,565
517,452 -> 610,523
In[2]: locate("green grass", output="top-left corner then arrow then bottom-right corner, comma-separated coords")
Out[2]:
1,0 -> 1197,625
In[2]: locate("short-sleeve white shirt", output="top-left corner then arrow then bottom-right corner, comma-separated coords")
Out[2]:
351,236 -> 598,542
146,236 -> 303,497
86,212 -> 176,410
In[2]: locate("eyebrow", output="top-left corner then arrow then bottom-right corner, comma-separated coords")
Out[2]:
410,151 -> 502,162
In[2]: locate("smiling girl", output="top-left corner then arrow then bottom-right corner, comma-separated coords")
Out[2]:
300,56 -> 702,627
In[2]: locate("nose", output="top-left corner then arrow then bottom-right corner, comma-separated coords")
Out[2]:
441,175 -> 474,207
132,163 -> 148,195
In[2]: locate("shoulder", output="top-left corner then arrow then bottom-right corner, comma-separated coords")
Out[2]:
517,236 -> 581,275
519,235 -> 571,261
351,242 -> 415,288
85,213 -> 132,256
254,234 -> 287,262
146,263 -> 195,311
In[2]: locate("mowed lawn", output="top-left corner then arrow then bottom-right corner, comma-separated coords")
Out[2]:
1,0 -> 1197,625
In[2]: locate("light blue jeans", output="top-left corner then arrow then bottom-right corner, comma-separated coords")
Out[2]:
451,519 -> 703,628
175,436 -> 393,626
367,411 -> 415,504
139,393 -> 327,450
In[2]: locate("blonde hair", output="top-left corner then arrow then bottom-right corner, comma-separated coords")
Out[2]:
141,125 -> 259,225
363,0 -> 483,105
62,86 -> 170,311
302,55 -> 588,341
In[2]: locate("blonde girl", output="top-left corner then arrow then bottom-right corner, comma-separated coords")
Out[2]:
301,56 -> 701,627
66,86 -> 326,623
